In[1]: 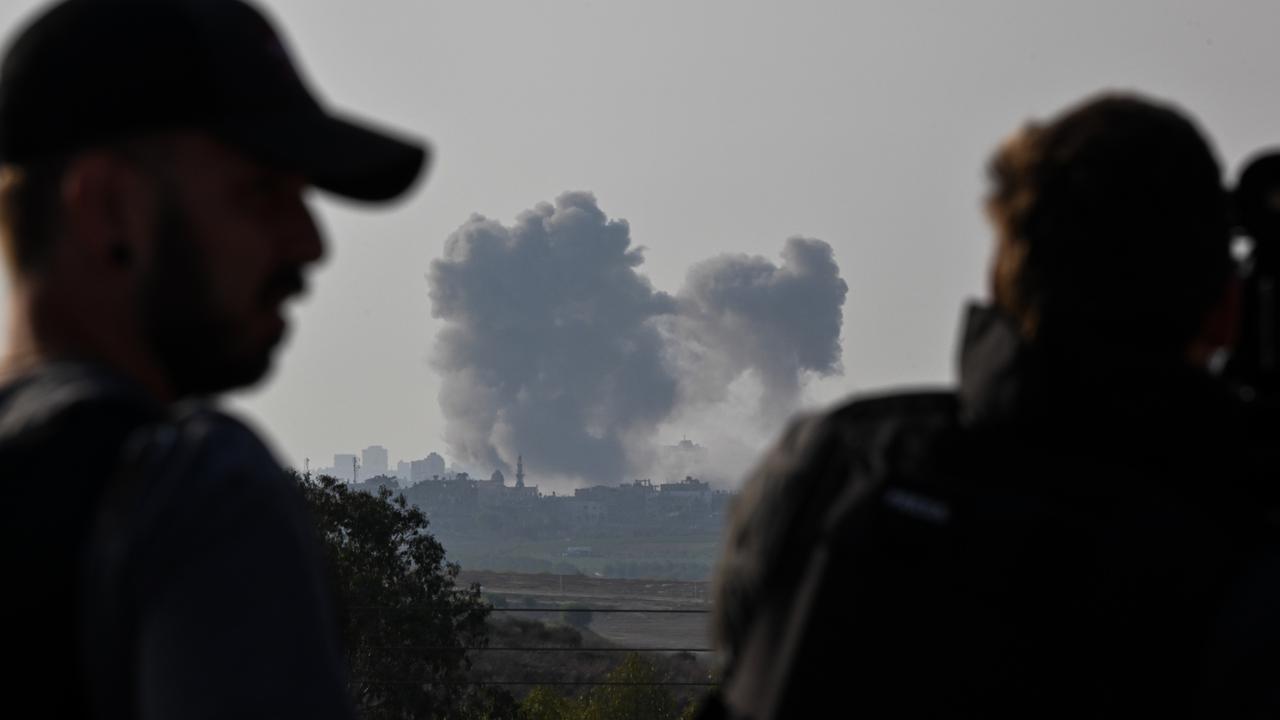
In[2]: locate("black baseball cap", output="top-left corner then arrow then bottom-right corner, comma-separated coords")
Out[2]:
0,0 -> 428,202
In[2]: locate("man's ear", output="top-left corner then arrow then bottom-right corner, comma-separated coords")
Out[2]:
59,151 -> 152,270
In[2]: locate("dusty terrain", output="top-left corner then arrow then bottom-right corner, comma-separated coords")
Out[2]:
459,570 -> 714,652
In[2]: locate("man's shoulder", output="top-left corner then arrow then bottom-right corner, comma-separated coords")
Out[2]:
0,362 -> 284,490
770,386 -> 959,469
0,362 -> 163,497
126,405 -> 295,528
0,361 -> 160,442
737,385 -> 957,500
727,386 -> 959,568
825,386 -> 959,430
165,405 -> 281,473
714,386 -> 959,648
104,406 -> 317,618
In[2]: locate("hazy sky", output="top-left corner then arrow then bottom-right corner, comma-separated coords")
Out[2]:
2,0 -> 1279,486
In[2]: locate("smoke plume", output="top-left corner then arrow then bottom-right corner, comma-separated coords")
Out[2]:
667,237 -> 848,415
429,193 -> 678,482
429,192 -> 847,485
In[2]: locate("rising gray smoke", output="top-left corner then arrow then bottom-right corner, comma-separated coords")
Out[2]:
670,237 -> 848,414
429,192 -> 678,482
429,192 -> 847,485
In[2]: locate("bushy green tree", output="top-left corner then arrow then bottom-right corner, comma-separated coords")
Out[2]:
519,686 -> 582,720
296,472 -> 512,719
581,654 -> 679,720
518,654 -> 684,720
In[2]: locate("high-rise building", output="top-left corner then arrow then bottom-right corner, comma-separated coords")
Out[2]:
332,453 -> 357,482
410,459 -> 432,484
423,452 -> 446,478
401,453 -> 448,485
362,445 -> 389,477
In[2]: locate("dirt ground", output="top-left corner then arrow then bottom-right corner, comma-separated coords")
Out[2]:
460,570 -> 714,652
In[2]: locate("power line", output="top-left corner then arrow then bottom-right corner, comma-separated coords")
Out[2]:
349,606 -> 709,614
356,680 -> 718,687
365,646 -> 714,653
494,607 -> 709,614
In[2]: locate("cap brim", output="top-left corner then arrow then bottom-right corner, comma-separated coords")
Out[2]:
217,110 -> 429,203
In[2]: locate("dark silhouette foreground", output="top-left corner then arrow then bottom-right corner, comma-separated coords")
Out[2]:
0,0 -> 425,716
710,95 -> 1280,718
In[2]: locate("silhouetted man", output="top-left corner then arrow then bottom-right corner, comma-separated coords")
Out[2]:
711,94 -> 1279,718
0,0 -> 426,717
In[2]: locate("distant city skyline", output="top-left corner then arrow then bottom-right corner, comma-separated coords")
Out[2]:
310,435 -> 717,491
347,459 -> 730,580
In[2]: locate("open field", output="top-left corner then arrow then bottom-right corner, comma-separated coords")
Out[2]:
460,570 -> 714,653
446,533 -> 723,581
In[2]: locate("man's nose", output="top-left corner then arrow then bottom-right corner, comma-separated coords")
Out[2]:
281,190 -> 326,267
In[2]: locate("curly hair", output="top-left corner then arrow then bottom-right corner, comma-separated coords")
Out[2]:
985,94 -> 1232,355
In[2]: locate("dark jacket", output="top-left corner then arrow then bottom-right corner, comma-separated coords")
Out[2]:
713,305 -> 1280,718
0,362 -> 354,719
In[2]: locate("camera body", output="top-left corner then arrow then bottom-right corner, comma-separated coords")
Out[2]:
1224,152 -> 1280,400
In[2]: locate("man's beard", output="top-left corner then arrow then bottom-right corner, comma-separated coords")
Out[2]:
138,200 -> 297,399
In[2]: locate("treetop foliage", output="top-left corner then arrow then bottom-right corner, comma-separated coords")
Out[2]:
296,472 -> 501,719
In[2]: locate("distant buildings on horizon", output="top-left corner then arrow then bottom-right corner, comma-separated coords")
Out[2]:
309,437 -> 715,490
360,467 -> 727,542
308,442 -> 731,581
312,445 -> 446,485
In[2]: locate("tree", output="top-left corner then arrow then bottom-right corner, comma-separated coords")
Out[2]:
580,653 -> 679,720
295,471 -> 512,719
518,654 -> 683,720
518,686 -> 581,720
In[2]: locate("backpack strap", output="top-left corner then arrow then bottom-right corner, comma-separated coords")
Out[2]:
0,363 -> 164,720
80,421 -> 183,720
